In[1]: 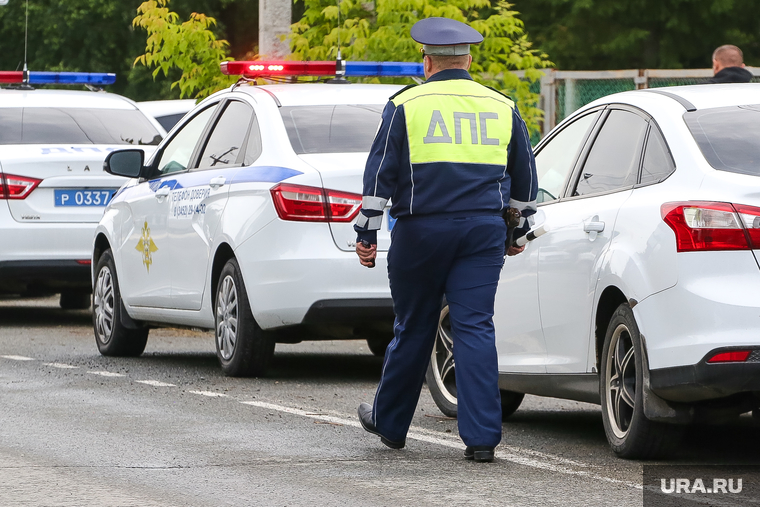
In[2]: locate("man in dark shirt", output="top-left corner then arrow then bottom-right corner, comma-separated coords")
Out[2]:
708,45 -> 753,83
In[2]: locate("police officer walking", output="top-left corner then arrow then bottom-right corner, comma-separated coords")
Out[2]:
354,17 -> 538,463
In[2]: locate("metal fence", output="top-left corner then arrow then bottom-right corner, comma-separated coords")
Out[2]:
521,67 -> 760,138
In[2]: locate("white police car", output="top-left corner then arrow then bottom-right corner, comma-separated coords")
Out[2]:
93,64 -> 407,376
426,83 -> 760,459
0,72 -> 165,308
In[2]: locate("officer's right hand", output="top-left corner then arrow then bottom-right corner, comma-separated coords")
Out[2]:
507,245 -> 525,257
356,241 -> 377,268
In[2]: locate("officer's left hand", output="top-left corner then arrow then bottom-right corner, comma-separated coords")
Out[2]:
356,242 -> 377,267
507,245 -> 525,256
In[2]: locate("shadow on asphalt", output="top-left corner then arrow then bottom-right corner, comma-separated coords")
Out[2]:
0,305 -> 91,327
267,352 -> 384,382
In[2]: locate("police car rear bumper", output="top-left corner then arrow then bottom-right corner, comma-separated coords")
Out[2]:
0,260 -> 91,293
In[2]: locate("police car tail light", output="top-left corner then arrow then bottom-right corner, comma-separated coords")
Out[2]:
326,190 -> 362,222
271,183 -> 361,222
707,350 -> 751,363
661,201 -> 759,252
0,174 -> 42,200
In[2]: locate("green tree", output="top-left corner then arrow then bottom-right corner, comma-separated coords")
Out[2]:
290,0 -> 552,136
512,0 -> 760,70
133,0 -> 237,99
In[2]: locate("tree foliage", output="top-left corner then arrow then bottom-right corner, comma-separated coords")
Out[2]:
290,0 -> 552,136
512,0 -> 760,70
133,0 -> 236,99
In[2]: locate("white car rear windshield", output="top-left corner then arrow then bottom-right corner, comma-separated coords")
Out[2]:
685,105 -> 760,176
0,107 -> 163,145
280,104 -> 384,154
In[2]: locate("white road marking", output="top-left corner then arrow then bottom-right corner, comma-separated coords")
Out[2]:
136,380 -> 176,387
44,363 -> 78,369
1,355 -> 34,361
241,400 -> 642,490
87,371 -> 125,377
188,390 -> 227,397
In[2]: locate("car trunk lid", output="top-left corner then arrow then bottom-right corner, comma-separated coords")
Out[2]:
297,153 -> 392,252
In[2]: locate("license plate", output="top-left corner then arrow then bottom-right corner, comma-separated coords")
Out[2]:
387,213 -> 397,231
54,189 -> 116,207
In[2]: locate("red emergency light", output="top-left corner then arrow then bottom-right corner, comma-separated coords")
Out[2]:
221,61 -> 338,78
220,60 -> 424,78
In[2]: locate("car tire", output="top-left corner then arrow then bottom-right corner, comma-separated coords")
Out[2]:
366,336 -> 392,357
600,303 -> 682,459
92,250 -> 149,357
60,291 -> 91,310
426,302 -> 458,417
499,390 -> 525,420
215,258 -> 274,377
426,301 -> 525,420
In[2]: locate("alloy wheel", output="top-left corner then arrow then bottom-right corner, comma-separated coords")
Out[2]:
431,305 -> 457,406
216,275 -> 239,361
605,323 -> 637,439
93,266 -> 114,344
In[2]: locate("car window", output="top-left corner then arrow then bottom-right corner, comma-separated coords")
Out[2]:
534,111 -> 599,202
155,113 -> 186,132
156,106 -> 216,175
639,124 -> 675,185
574,109 -> 647,196
280,105 -> 384,154
243,116 -> 263,166
0,107 -> 162,146
197,101 -> 252,169
685,105 -> 760,177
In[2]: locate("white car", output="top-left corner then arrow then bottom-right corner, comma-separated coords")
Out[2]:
93,82 -> 402,375
426,83 -> 760,459
0,87 -> 165,308
138,99 -> 196,132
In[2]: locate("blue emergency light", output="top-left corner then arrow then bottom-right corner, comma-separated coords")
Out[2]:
344,62 -> 424,77
0,71 -> 116,85
221,60 -> 424,78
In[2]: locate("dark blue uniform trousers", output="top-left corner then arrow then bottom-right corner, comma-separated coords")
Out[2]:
373,213 -> 506,448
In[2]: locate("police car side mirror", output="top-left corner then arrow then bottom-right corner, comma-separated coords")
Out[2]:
104,149 -> 145,178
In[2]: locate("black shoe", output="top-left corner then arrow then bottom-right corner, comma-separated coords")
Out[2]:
464,446 -> 495,462
357,402 -> 405,449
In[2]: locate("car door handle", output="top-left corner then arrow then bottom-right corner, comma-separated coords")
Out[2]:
209,176 -> 226,189
155,187 -> 170,200
583,220 -> 605,233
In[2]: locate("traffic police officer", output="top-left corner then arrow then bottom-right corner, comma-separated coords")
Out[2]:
355,17 -> 538,463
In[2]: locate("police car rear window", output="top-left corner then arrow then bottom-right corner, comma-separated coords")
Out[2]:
685,105 -> 760,176
280,105 -> 383,154
0,108 -> 162,145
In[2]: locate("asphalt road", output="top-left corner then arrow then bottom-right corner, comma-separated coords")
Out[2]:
0,297 -> 758,507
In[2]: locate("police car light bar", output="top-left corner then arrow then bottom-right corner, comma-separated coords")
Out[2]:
220,60 -> 424,78
0,71 -> 116,85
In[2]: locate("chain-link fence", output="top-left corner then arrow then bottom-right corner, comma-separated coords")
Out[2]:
521,68 -> 760,138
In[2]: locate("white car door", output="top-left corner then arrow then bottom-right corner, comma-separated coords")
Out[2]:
538,107 -> 649,374
496,110 -> 603,373
168,99 -> 258,310
119,104 -> 218,308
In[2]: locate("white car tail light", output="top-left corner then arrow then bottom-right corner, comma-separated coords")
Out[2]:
270,183 -> 361,222
661,201 -> 760,251
0,173 -> 42,200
